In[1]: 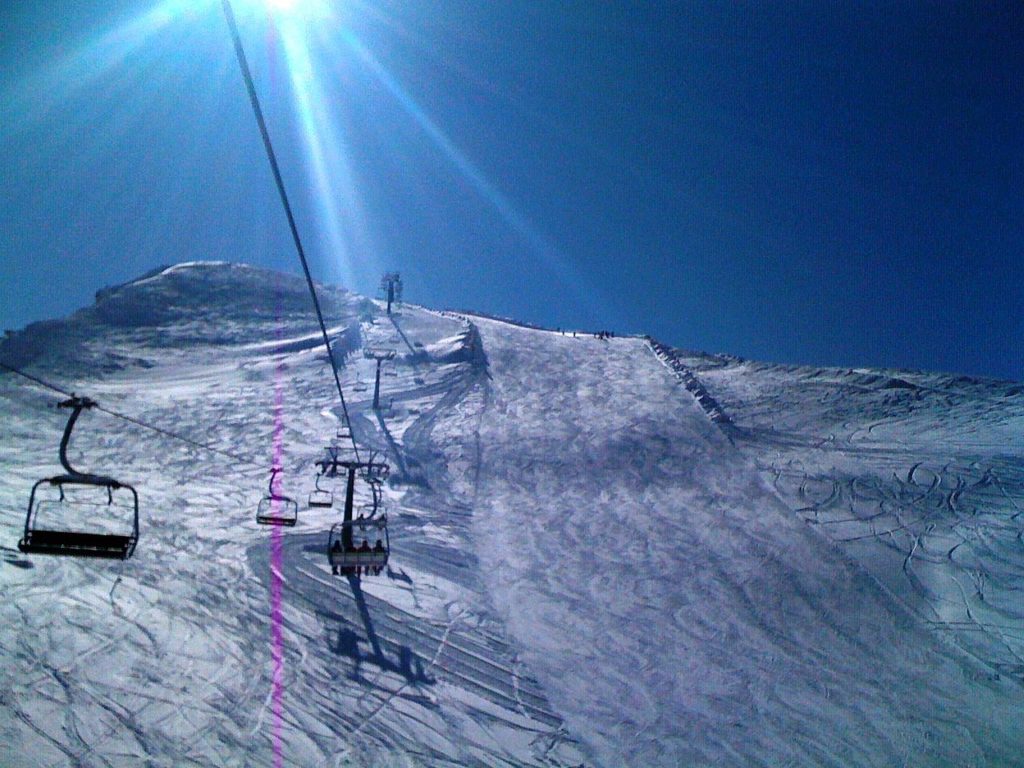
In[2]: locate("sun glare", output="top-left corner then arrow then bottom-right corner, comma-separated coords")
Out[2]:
259,0 -> 332,21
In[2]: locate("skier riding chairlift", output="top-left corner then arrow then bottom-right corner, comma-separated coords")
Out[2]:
327,517 -> 390,576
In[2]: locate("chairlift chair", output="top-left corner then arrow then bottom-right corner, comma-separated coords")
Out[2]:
327,516 -> 389,574
363,347 -> 396,360
353,379 -> 368,393
19,396 -> 140,560
256,468 -> 299,526
308,472 -> 333,509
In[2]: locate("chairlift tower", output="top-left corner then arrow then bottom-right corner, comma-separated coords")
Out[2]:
318,447 -> 389,562
379,272 -> 403,315
364,347 -> 396,411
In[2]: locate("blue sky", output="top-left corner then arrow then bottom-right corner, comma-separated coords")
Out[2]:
1,1 -> 1021,380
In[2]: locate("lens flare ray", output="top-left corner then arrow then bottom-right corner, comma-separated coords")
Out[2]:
272,19 -> 375,290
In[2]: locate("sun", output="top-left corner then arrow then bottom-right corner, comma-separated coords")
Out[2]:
258,0 -> 333,20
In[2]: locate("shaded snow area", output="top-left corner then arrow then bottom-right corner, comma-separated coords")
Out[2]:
0,262 -> 1021,767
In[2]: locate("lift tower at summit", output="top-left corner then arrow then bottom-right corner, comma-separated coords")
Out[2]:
379,272 -> 402,315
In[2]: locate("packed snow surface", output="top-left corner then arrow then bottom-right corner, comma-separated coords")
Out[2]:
1,262 -> 1022,767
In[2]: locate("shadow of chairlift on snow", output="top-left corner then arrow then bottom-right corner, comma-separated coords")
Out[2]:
1,546 -> 35,569
374,409 -> 419,485
318,575 -> 435,689
388,314 -> 421,358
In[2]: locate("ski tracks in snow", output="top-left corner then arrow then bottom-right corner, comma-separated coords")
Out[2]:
465,320 -> 1024,767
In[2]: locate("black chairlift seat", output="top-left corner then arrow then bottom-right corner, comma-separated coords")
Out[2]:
328,517 -> 389,572
19,396 -> 140,560
20,529 -> 136,559
308,494 -> 333,509
257,468 -> 299,526
20,475 -> 140,560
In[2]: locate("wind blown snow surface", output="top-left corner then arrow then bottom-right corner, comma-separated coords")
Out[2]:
1,262 -> 1022,767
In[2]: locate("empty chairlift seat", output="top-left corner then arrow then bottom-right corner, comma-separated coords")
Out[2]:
19,395 -> 140,560
257,468 -> 299,526
307,472 -> 333,509
20,476 -> 139,559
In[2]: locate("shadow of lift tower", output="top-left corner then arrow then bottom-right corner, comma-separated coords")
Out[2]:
364,347 -> 396,412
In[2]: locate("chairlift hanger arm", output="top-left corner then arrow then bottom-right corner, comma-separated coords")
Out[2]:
1,361 -> 266,474
57,396 -> 94,477
267,466 -> 281,497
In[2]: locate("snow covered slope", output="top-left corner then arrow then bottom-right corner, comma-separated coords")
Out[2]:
1,262 -> 1022,767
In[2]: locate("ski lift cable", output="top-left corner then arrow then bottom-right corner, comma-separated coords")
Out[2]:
220,0 -> 359,463
0,360 -> 265,473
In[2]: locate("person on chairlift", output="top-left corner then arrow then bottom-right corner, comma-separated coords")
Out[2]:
331,538 -> 342,574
